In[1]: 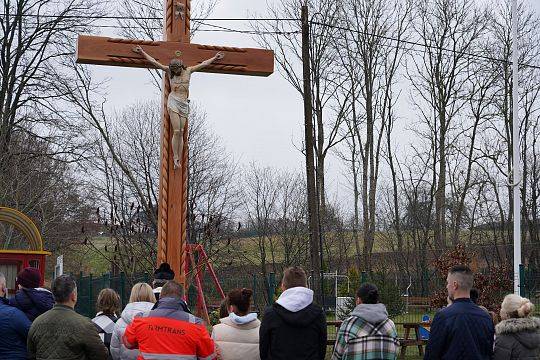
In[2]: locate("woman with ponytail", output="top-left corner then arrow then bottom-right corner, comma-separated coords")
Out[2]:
494,294 -> 540,359
211,288 -> 261,360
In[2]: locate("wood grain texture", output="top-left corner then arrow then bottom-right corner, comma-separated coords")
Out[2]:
76,35 -> 274,76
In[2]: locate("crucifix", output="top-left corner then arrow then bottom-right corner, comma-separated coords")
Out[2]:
76,0 -> 274,284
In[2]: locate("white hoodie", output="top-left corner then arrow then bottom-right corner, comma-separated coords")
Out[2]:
110,301 -> 154,360
275,286 -> 314,312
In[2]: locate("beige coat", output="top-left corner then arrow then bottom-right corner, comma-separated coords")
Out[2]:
212,317 -> 261,360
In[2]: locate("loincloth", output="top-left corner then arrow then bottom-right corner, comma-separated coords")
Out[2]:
167,94 -> 189,117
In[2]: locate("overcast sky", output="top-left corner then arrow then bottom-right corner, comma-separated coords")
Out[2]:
91,0 -> 540,207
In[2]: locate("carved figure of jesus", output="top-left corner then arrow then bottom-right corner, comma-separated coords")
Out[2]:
133,46 -> 224,169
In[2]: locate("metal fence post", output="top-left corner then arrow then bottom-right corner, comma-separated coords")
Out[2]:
88,273 -> 94,317
519,264 -> 525,297
120,272 -> 126,308
252,274 -> 257,308
267,272 -> 276,304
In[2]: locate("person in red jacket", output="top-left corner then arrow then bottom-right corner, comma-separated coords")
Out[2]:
123,280 -> 216,360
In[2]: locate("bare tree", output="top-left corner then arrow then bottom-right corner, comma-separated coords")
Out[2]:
253,0 -> 347,221
335,0 -> 411,270
408,0 -> 487,249
0,0 -> 101,162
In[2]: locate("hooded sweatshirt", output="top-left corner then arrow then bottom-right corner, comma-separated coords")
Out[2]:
110,301 -> 154,360
494,317 -> 540,360
331,303 -> 399,360
9,287 -> 54,321
260,287 -> 327,360
212,313 -> 261,360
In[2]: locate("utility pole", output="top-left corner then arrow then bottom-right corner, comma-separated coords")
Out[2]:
511,0 -> 522,295
301,3 -> 322,304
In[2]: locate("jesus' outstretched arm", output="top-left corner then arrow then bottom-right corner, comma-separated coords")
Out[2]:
187,52 -> 224,73
132,46 -> 168,71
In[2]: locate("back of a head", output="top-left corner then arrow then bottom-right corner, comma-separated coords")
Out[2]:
160,280 -> 184,299
448,265 -> 474,292
96,288 -> 121,316
129,282 -> 156,303
282,266 -> 307,290
228,288 -> 253,315
17,267 -> 41,289
52,275 -> 76,303
501,294 -> 535,319
0,272 -> 5,296
357,283 -> 379,304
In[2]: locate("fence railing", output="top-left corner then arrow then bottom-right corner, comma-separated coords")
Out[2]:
74,271 -> 277,318
73,267 -> 540,321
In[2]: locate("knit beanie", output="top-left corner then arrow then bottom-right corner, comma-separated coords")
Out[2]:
17,267 -> 41,288
154,263 -> 175,281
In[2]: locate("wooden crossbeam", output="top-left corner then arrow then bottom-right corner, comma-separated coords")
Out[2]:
76,35 -> 274,76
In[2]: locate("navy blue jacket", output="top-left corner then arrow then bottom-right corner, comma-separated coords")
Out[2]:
9,288 -> 54,321
424,298 -> 494,360
0,297 -> 32,359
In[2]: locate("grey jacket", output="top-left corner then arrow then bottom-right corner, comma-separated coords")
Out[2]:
110,301 -> 154,360
494,317 -> 540,360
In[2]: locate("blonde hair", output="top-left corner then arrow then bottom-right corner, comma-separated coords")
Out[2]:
129,282 -> 156,303
96,288 -> 121,316
500,294 -> 535,319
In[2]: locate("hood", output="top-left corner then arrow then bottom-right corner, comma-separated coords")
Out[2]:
228,312 -> 258,325
221,314 -> 260,330
155,296 -> 191,313
13,288 -> 54,312
276,287 -> 313,312
121,301 -> 155,324
351,303 -> 389,324
496,317 -> 540,350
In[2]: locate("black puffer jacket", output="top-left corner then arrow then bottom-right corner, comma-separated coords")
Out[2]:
494,317 -> 540,360
259,287 -> 327,360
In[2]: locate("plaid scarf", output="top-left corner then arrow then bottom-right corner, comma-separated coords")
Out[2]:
331,314 -> 399,360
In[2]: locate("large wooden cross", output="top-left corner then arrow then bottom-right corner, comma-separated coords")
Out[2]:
76,0 -> 274,284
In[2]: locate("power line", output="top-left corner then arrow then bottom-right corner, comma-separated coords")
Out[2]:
2,11 -> 538,70
0,13 -> 299,21
0,19 -> 298,35
309,20 -> 540,71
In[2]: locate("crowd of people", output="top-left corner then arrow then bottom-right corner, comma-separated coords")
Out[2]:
0,264 -> 538,360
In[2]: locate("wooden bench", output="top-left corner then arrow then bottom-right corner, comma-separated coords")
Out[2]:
404,296 -> 431,310
327,320 -> 342,345
398,322 -> 430,358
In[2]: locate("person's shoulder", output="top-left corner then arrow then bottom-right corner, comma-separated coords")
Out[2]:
433,306 -> 451,321
0,301 -> 25,318
263,304 -> 276,317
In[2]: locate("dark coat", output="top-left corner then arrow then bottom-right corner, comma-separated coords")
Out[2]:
27,304 -> 108,360
494,317 -> 540,360
260,302 -> 327,360
9,287 -> 54,321
0,297 -> 32,360
424,298 -> 495,360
